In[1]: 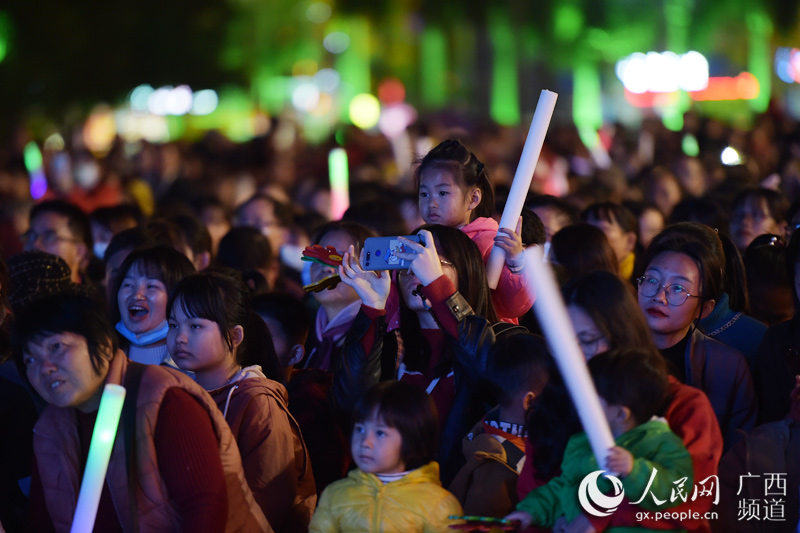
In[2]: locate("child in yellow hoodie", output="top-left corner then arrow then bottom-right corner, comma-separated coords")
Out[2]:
310,381 -> 463,532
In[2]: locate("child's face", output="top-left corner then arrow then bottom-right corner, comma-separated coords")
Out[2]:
117,263 -> 168,334
258,314 -> 296,368
351,413 -> 406,475
167,297 -> 236,375
419,169 -> 475,228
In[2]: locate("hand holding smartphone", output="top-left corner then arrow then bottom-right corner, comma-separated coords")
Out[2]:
362,235 -> 424,271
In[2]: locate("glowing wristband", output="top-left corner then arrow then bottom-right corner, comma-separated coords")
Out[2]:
70,384 -> 127,533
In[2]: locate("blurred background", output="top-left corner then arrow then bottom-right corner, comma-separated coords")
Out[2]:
5,0 -> 800,142
3,0 -> 800,242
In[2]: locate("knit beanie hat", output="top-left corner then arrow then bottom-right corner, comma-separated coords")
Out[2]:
8,251 -> 73,315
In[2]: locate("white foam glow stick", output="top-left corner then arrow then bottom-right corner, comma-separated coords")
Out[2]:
329,148 -> 350,220
486,90 -> 558,289
522,246 -> 615,468
71,384 -> 127,533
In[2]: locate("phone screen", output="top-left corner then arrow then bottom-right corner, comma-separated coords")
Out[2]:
362,235 -> 423,270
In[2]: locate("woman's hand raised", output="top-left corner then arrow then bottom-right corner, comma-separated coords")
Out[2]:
395,230 -> 443,286
338,245 -> 391,309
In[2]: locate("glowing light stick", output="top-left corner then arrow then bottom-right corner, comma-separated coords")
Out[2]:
521,246 -> 615,468
486,90 -> 558,289
71,384 -> 126,533
329,148 -> 350,220
23,141 -> 47,200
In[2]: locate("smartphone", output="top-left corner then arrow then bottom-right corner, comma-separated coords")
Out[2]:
362,235 -> 424,270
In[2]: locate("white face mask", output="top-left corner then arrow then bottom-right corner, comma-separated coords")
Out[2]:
543,241 -> 552,262
93,241 -> 109,260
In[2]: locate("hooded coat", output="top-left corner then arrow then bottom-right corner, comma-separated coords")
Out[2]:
209,366 -> 316,533
309,462 -> 462,533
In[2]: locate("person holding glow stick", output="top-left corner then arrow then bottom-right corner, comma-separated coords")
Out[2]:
521,270 -> 721,532
415,139 -> 534,323
506,348 -> 693,531
15,292 -> 270,532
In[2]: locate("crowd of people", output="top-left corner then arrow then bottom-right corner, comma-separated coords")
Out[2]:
0,107 -> 800,532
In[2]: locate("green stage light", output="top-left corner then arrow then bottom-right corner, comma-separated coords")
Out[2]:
747,10 -> 771,113
420,27 -> 447,108
489,9 -> 519,126
553,4 -> 583,42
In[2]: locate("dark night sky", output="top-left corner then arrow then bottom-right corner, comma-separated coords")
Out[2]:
0,0 -> 238,129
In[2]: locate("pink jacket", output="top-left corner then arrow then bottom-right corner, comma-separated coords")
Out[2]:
461,217 -> 534,322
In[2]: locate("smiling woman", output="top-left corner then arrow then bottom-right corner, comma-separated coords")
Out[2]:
110,246 -> 196,367
13,291 -> 270,532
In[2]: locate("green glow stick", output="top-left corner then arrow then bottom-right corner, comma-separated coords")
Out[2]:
329,148 -> 349,220
70,384 -> 126,533
23,141 -> 42,173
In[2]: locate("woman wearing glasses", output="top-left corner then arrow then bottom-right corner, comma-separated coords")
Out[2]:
517,270 -> 723,533
636,224 -> 757,450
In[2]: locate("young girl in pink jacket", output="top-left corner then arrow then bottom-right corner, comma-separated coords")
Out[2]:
416,139 -> 533,322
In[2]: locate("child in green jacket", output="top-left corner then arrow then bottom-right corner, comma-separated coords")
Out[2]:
507,348 -> 693,532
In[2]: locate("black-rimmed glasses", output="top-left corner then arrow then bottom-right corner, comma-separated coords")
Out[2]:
636,275 -> 699,306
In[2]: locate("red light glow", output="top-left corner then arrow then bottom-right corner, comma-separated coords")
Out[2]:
624,73 -> 760,107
